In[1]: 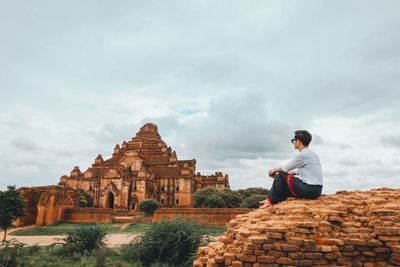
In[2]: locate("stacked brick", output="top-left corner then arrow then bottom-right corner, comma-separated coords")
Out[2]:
193,188 -> 400,266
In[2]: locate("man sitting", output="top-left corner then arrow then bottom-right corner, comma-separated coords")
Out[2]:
260,130 -> 323,209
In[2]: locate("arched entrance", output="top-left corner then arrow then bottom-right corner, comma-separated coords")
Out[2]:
107,192 -> 115,209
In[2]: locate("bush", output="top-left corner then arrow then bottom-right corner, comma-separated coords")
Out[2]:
122,220 -> 202,266
193,187 -> 243,208
93,247 -> 119,267
236,187 -> 269,199
139,199 -> 163,217
17,245 -> 129,267
240,194 -> 266,208
79,189 -> 93,207
0,239 -> 25,267
61,224 -> 107,255
220,189 -> 243,208
0,185 -> 25,241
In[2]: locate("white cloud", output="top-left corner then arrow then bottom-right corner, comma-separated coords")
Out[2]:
1,1 -> 400,194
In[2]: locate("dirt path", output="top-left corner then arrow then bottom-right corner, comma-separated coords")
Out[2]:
1,228 -> 138,247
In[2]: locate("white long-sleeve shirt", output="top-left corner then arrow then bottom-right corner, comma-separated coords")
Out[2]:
282,147 -> 323,185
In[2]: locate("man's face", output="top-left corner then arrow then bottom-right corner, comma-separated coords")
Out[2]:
292,139 -> 300,149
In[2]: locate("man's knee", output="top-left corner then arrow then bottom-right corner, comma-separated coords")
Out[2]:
274,172 -> 286,183
272,172 -> 288,193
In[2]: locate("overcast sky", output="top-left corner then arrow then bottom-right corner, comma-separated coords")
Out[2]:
1,0 -> 400,194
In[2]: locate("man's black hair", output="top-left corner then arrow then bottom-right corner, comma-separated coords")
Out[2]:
294,130 -> 312,146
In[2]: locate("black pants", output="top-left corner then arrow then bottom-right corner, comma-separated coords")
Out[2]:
267,172 -> 322,204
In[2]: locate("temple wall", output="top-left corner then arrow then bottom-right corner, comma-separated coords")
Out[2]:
36,191 -> 76,226
152,208 -> 252,226
64,208 -> 114,223
15,214 -> 36,227
177,179 -> 193,206
17,186 -> 79,227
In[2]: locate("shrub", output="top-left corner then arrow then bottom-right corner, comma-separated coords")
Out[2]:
93,247 -> 118,267
236,187 -> 269,199
61,224 -> 106,255
220,189 -> 243,208
122,220 -> 201,266
0,239 -> 25,267
139,199 -> 163,217
193,187 -> 243,208
240,194 -> 267,208
78,189 -> 93,207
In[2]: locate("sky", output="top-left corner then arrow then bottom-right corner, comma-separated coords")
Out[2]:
1,0 -> 400,194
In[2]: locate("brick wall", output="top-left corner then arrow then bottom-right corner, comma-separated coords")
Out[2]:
64,208 -> 114,223
152,208 -> 252,226
194,188 -> 400,266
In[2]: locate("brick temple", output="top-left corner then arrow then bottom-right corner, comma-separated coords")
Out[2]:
58,123 -> 229,210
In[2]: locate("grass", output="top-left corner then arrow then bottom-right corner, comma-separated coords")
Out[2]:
4,245 -> 137,267
197,224 -> 226,236
10,222 -> 120,236
4,221 -> 226,267
122,222 -> 153,233
11,221 -> 227,237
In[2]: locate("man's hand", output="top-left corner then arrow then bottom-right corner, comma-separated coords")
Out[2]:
267,168 -> 276,178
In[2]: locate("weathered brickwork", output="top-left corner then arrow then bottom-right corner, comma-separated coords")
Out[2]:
194,188 -> 400,266
16,186 -> 80,226
58,123 -> 229,210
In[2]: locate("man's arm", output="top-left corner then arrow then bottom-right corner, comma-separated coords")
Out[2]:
267,167 -> 283,177
268,154 -> 304,178
282,153 -> 304,172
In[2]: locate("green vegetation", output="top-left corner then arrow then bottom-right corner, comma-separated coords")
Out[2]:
139,199 -> 163,217
237,188 -> 269,209
0,239 -> 25,267
61,224 -> 106,255
0,185 -> 25,241
10,222 -> 119,236
193,187 -> 269,209
197,224 -> 226,236
193,187 -> 243,208
240,194 -> 266,208
2,220 -> 225,267
0,240 -> 132,267
10,221 -> 225,237
122,220 -> 203,266
79,189 -> 93,208
236,187 -> 269,199
122,222 -> 153,234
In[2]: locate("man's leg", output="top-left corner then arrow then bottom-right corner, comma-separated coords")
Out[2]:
265,172 -> 293,205
292,178 -> 323,199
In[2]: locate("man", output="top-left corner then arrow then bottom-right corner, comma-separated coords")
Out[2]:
259,130 -> 323,209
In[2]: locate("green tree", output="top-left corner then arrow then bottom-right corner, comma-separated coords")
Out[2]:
236,187 -> 269,199
240,194 -> 267,208
0,186 -> 25,241
220,189 -> 243,208
79,189 -> 93,207
139,199 -> 163,217
193,187 -> 243,208
202,194 -> 226,208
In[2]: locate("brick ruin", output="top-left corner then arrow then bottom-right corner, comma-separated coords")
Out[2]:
194,188 -> 400,266
58,123 -> 229,210
16,186 -> 80,226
